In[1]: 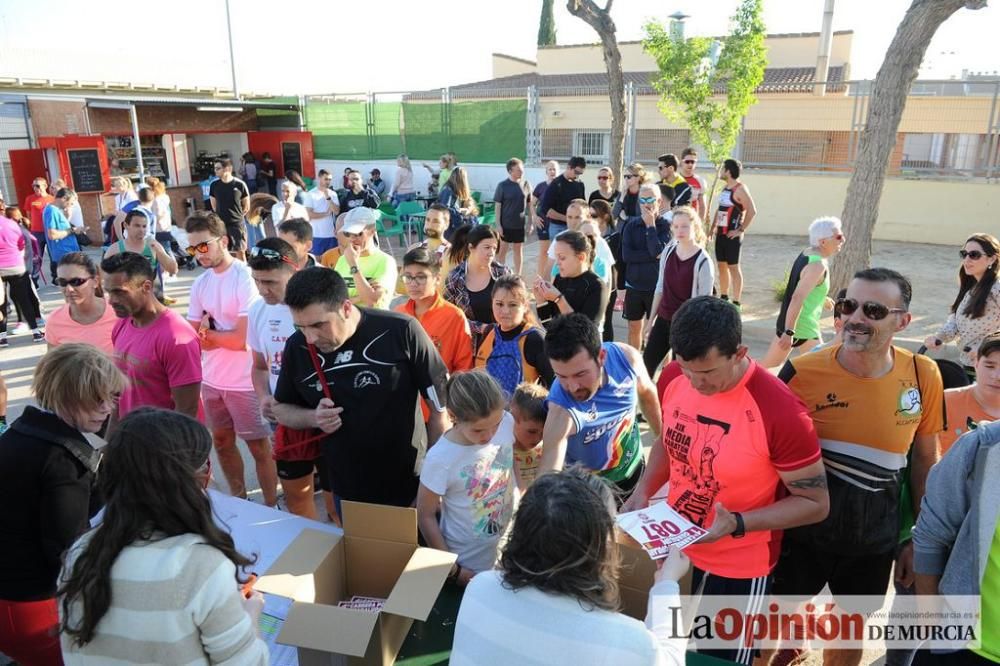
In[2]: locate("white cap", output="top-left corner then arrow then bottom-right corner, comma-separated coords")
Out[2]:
341,207 -> 378,234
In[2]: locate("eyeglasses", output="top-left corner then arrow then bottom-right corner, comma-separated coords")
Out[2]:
250,245 -> 298,269
54,276 -> 92,288
960,250 -> 985,260
185,237 -> 222,256
401,274 -> 431,285
639,196 -> 657,205
683,159 -> 696,165
836,298 -> 907,321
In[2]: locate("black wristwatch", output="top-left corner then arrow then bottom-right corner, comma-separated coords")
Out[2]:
731,512 -> 746,539
349,265 -> 360,275
783,328 -> 795,337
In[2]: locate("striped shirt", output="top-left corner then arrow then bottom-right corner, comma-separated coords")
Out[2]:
60,532 -> 267,665
451,570 -> 684,666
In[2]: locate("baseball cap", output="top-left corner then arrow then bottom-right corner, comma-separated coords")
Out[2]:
341,207 -> 378,234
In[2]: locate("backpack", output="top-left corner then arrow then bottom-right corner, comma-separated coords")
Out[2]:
476,325 -> 539,398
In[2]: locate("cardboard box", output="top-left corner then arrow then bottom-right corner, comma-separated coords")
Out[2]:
255,501 -> 457,666
616,530 -> 692,621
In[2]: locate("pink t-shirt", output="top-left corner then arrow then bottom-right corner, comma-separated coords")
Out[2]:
45,302 -> 119,355
112,309 -> 203,416
0,216 -> 25,271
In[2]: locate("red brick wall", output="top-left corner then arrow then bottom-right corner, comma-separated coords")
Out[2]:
88,106 -> 259,135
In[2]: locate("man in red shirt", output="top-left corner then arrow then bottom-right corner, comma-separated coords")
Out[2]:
23,177 -> 54,264
623,295 -> 829,665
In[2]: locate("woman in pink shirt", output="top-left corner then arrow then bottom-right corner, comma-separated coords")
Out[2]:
0,202 -> 44,347
45,253 -> 118,355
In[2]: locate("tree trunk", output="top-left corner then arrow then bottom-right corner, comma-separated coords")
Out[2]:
567,0 -> 626,180
831,0 -> 987,292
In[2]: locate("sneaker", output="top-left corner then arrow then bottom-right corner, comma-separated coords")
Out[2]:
10,322 -> 28,335
0,337 -> 8,348
32,331 -> 45,343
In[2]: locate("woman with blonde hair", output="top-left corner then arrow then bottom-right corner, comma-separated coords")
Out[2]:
612,162 -> 649,224
589,166 -> 619,206
391,154 -> 416,206
643,205 -> 716,376
0,344 -> 126,665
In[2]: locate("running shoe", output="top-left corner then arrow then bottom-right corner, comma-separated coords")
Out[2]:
10,322 -> 28,335
32,331 -> 45,343
0,337 -> 8,348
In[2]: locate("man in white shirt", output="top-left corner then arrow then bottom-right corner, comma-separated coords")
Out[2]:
305,169 -> 339,256
184,210 -> 278,506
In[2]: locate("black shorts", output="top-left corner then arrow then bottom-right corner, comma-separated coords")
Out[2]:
623,288 -> 656,321
691,566 -> 773,665
225,224 -> 246,253
715,232 -> 743,264
771,538 -> 895,611
500,226 -> 525,243
276,456 -> 331,492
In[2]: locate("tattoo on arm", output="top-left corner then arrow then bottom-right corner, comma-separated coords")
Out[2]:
787,473 -> 828,490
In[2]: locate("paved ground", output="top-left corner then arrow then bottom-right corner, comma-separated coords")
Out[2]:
2,232 -> 960,664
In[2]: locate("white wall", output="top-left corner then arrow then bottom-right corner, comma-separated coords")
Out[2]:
188,133 -> 248,162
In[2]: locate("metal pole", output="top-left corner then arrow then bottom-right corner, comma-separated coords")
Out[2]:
224,0 -> 240,100
130,104 -> 145,182
813,0 -> 836,96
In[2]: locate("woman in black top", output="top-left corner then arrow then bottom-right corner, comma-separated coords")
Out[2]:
534,230 -> 609,329
0,343 -> 125,665
588,166 -> 620,206
611,162 -> 649,225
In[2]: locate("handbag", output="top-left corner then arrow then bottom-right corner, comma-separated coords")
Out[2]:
272,343 -> 332,462
74,228 -> 93,247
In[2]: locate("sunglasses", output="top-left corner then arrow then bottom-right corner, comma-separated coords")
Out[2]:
683,159 -> 696,165
624,174 -> 638,179
826,233 -> 845,241
55,276 -> 92,288
343,230 -> 365,239
186,237 -> 222,256
250,245 -> 298,269
32,184 -> 44,189
597,176 -> 609,180
639,196 -> 657,205
959,250 -> 985,260
836,298 -> 906,321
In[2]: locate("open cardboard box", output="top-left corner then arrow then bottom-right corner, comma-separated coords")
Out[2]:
255,501 -> 457,666
616,529 -> 692,621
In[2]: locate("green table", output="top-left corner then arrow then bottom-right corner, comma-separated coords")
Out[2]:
396,583 -> 733,666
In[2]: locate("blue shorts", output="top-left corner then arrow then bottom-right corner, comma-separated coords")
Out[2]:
312,236 -> 338,256
547,221 -> 568,240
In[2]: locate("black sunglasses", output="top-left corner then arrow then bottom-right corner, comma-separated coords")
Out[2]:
55,277 -> 92,288
683,159 -> 696,165
836,298 -> 906,321
959,250 -> 985,260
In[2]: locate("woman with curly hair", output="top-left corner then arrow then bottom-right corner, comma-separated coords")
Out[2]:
451,466 -> 688,665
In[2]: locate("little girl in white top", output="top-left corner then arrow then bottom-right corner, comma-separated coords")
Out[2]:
417,370 -> 517,585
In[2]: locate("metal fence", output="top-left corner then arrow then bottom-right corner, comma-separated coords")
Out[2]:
0,98 -> 32,201
300,79 -> 1000,181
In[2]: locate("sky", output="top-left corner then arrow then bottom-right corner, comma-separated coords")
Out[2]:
0,0 -> 997,95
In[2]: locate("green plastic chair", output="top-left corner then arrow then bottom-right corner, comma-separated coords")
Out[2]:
396,200 -> 426,242
376,210 -> 407,250
471,191 -> 483,204
378,201 -> 398,217
479,201 -> 496,228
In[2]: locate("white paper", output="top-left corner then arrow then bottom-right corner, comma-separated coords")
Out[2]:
616,501 -> 707,559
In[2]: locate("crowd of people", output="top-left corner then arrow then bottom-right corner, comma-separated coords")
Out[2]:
0,144 -> 998,666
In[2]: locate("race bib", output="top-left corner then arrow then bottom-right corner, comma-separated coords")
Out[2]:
617,501 -> 707,559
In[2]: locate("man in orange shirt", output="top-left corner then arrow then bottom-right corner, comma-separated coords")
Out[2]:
23,177 -> 54,265
941,333 -> 1000,453
395,246 -> 473,384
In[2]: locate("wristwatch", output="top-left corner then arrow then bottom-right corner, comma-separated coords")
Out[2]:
731,512 -> 746,539
783,329 -> 795,337
349,265 -> 360,275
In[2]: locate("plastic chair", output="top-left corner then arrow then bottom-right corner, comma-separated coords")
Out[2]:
396,200 -> 427,243
376,210 -> 407,251
479,201 -> 497,228
471,191 -> 483,204
378,201 -> 398,217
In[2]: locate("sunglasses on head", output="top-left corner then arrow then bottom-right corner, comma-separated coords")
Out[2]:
55,276 -> 92,288
639,196 -> 657,205
836,298 -> 906,321
959,250 -> 985,260
186,237 -> 221,256
250,245 -> 298,269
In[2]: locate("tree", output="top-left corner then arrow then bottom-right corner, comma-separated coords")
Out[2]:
538,0 -> 557,46
831,0 -> 988,291
643,0 -> 766,210
566,0 -> 625,181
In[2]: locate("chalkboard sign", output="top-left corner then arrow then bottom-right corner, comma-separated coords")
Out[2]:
67,149 -> 104,193
282,142 -> 303,176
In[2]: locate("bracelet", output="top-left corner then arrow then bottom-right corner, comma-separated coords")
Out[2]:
552,293 -> 563,304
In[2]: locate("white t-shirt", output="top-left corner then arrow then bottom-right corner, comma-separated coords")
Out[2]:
305,188 -> 338,238
153,193 -> 172,233
270,202 -> 309,227
67,202 -> 84,229
247,300 -> 295,394
187,260 -> 260,390
419,411 -> 516,573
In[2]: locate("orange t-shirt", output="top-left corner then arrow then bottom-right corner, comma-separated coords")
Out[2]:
940,386 -> 996,453
657,361 -> 821,579
24,193 -> 55,234
43,302 -> 120,355
396,295 -> 474,419
780,345 -> 945,471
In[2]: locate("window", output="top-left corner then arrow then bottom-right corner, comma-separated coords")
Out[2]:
574,131 -> 609,162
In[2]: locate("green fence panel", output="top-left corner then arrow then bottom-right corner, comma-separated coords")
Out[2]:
254,96 -> 300,129
448,99 -> 527,163
371,101 -> 404,160
400,102 -> 448,161
306,100 -> 370,159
